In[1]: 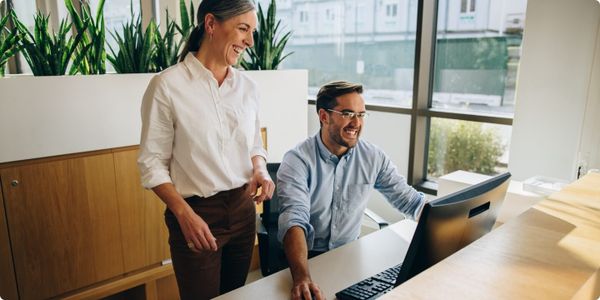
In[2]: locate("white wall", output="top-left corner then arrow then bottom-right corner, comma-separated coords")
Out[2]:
579,20 -> 600,174
508,0 -> 600,181
247,70 -> 309,162
307,104 -> 412,223
0,70 -> 308,163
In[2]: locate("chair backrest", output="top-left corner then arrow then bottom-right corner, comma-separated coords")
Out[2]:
261,163 -> 281,226
257,162 -> 290,276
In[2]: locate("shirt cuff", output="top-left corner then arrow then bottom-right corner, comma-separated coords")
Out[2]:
141,169 -> 173,189
278,214 -> 315,250
251,146 -> 268,162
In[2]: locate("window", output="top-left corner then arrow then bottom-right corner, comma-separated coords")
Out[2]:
9,0 -> 36,74
89,0 -> 141,72
422,0 -> 527,184
386,4 -> 398,17
427,118 -> 511,180
277,0 -> 418,108
300,10 -> 309,23
460,0 -> 475,13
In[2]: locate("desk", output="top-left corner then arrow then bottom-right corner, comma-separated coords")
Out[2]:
215,220 -> 417,299
218,174 -> 600,300
383,173 -> 600,300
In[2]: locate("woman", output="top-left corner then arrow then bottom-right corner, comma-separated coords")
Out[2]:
137,0 -> 274,298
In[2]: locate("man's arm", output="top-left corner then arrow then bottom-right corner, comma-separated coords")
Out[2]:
374,151 -> 425,220
283,226 -> 324,300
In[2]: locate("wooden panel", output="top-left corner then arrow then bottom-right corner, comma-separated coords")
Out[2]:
63,264 -> 175,300
156,274 -> 180,300
0,154 -> 124,299
0,185 -> 19,300
113,149 -> 170,272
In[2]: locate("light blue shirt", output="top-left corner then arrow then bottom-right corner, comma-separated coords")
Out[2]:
277,132 -> 425,251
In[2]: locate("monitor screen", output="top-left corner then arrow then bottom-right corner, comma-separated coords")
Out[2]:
395,172 -> 511,285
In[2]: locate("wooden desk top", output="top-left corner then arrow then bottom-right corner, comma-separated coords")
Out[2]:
216,220 -> 417,300
382,173 -> 600,300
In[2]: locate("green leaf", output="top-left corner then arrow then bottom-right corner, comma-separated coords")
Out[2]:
241,0 -> 292,70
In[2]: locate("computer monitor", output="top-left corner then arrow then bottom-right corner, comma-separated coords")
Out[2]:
394,172 -> 511,285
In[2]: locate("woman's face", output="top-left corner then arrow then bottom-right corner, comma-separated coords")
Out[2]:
210,10 -> 257,67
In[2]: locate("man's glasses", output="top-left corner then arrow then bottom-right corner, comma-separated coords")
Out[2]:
327,109 -> 369,119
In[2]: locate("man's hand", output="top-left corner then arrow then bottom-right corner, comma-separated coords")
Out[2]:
248,157 -> 275,204
291,278 -> 325,300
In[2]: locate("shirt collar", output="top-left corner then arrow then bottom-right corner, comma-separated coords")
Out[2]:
183,52 -> 235,84
315,131 -> 355,163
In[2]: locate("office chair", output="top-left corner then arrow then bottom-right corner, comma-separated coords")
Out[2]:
257,163 -> 390,277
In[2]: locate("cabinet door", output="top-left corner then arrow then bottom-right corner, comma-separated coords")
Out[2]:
0,187 -> 18,300
114,149 -> 170,272
0,154 -> 124,300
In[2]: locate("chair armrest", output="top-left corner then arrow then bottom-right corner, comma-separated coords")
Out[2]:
364,208 -> 389,229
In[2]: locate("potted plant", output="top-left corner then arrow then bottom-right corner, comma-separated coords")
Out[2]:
107,13 -> 156,73
65,0 -> 107,75
240,0 -> 293,70
0,7 -> 19,76
13,11 -> 87,76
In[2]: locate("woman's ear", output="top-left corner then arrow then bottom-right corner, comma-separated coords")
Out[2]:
204,13 -> 216,34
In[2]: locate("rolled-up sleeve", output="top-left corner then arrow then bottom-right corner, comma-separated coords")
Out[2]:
277,151 -> 315,249
374,152 -> 425,220
137,75 -> 174,189
250,109 -> 267,160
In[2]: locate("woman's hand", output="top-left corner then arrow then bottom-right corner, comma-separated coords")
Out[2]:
175,208 -> 218,253
248,167 -> 275,204
152,183 -> 217,253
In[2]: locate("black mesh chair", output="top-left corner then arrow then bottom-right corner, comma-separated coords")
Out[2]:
256,163 -> 390,276
256,163 -> 288,276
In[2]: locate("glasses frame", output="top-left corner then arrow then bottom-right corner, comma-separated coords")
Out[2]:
326,109 -> 369,119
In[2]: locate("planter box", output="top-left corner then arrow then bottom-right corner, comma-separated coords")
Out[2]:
0,70 -> 308,163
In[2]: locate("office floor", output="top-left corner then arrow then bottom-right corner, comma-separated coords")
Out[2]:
246,268 -> 263,284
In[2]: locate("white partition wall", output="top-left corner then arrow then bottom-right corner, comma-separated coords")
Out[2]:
508,0 -> 600,181
0,70 -> 308,163
245,70 -> 309,162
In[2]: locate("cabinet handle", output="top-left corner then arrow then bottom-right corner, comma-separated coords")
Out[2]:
10,180 -> 19,187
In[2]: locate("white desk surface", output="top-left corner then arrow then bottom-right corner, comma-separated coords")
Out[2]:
215,220 -> 417,300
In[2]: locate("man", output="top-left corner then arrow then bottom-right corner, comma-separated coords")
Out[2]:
277,81 -> 425,300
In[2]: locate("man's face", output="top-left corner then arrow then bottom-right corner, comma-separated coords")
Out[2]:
322,92 -> 366,153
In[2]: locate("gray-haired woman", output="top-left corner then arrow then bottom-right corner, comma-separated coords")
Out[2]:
138,0 -> 274,298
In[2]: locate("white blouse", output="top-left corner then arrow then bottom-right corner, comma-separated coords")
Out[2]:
138,53 -> 267,198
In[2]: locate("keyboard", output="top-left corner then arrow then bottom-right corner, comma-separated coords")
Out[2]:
335,264 -> 402,300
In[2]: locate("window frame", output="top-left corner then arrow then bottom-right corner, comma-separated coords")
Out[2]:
310,0 -> 514,195
7,0 -> 515,195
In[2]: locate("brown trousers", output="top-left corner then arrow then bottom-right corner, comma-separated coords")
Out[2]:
165,185 -> 256,300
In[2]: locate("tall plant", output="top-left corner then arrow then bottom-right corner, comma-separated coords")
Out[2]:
107,14 -> 156,73
14,11 -> 87,76
241,0 -> 293,70
65,0 -> 106,75
175,0 -> 196,43
0,9 -> 20,76
153,11 -> 181,72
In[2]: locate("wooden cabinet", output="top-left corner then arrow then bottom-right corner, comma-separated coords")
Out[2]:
0,186 -> 18,300
0,153 -> 124,299
113,150 -> 170,272
0,148 -> 177,300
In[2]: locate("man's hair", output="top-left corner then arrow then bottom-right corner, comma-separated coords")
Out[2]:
315,81 -> 363,113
